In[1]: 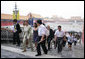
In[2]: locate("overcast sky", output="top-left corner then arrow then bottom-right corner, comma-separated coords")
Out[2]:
1,1 -> 84,19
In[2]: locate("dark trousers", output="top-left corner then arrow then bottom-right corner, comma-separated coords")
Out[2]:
54,39 -> 58,49
74,41 -> 77,46
37,36 -> 48,55
47,37 -> 52,50
62,40 -> 66,47
57,37 -> 63,53
13,32 -> 20,46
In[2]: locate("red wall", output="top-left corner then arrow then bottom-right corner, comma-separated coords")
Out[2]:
1,21 -> 23,26
1,21 -> 13,26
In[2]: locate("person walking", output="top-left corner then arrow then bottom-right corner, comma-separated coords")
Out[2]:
13,19 -> 22,46
73,35 -> 77,46
33,23 -> 38,50
46,26 -> 50,50
67,33 -> 73,50
54,25 -> 65,53
62,32 -> 68,47
35,20 -> 48,56
22,20 -> 33,52
46,25 -> 54,50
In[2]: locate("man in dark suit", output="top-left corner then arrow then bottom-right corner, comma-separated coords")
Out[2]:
47,25 -> 54,50
13,19 -> 21,46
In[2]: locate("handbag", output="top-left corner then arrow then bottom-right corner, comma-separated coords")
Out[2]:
19,28 -> 22,33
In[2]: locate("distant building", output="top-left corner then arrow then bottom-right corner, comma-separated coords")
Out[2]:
70,16 -> 84,22
1,13 -> 28,26
1,13 -> 43,26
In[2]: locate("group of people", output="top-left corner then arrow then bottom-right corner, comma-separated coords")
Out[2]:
12,19 -> 78,56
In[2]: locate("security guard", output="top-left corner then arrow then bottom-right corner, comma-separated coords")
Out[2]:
13,19 -> 21,46
35,20 -> 48,56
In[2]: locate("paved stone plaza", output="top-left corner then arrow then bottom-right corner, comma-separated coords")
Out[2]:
1,42 -> 84,58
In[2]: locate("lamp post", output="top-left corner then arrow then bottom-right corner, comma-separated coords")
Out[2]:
13,2 -> 19,20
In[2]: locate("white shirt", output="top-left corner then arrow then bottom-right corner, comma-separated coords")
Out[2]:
68,35 -> 73,43
74,37 -> 77,41
66,33 -> 70,38
54,30 -> 65,37
23,26 -> 29,32
23,25 -> 32,39
38,24 -> 47,36
13,23 -> 17,32
46,29 -> 49,36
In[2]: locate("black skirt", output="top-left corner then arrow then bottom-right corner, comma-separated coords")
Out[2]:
68,42 -> 72,45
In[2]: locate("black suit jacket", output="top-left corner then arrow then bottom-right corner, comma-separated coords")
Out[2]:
49,29 -> 54,39
14,23 -> 21,34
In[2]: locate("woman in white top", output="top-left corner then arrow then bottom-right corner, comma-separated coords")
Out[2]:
22,20 -> 33,52
68,33 -> 73,50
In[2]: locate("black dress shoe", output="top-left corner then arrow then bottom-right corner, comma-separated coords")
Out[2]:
45,52 -> 48,54
45,51 -> 48,54
13,43 -> 16,45
35,54 -> 41,56
16,44 -> 20,47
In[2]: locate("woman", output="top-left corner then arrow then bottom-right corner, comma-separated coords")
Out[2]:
62,35 -> 67,47
22,20 -> 33,52
33,23 -> 38,49
23,21 -> 28,47
73,35 -> 77,46
68,33 -> 73,50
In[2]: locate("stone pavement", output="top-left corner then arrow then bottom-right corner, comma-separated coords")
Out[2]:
1,44 -> 61,58
1,49 -> 31,58
1,42 -> 84,58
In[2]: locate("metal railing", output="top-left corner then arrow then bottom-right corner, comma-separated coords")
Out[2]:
1,28 -> 24,41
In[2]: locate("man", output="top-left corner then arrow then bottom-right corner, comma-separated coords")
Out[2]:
47,25 -> 54,50
35,20 -> 48,56
13,19 -> 22,46
54,25 -> 65,53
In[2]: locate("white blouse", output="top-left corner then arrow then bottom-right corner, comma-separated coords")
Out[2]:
23,25 -> 32,39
